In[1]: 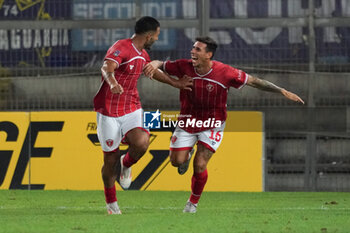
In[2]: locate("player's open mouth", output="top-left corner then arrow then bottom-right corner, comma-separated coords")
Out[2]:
191,57 -> 198,61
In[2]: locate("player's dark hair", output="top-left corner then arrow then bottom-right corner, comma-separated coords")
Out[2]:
195,36 -> 218,59
134,16 -> 160,35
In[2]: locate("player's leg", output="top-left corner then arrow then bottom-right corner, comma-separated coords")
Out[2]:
97,113 -> 122,214
170,149 -> 195,175
124,127 -> 150,161
169,127 -> 197,174
184,123 -> 225,213
119,128 -> 149,189
102,150 -> 122,214
102,150 -> 120,190
169,150 -> 190,166
119,109 -> 150,189
183,143 -> 212,213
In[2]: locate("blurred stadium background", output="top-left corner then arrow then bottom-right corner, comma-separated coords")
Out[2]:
0,0 -> 349,191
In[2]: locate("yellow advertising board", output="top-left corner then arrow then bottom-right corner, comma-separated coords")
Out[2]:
0,111 -> 263,191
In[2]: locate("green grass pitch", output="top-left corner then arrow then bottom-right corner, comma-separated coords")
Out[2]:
0,190 -> 349,233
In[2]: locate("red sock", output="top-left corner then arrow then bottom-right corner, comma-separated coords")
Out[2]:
104,185 -> 117,204
189,169 -> 208,204
122,152 -> 137,168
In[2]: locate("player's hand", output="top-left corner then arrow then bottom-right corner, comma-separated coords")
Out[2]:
143,61 -> 163,79
175,75 -> 193,91
281,89 -> 305,104
110,83 -> 124,94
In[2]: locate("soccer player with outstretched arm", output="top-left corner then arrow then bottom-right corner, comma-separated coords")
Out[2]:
145,36 -> 304,213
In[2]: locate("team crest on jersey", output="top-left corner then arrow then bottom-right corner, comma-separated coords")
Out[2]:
106,139 -> 114,147
206,83 -> 214,92
171,135 -> 177,144
113,50 -> 120,57
130,65 -> 134,70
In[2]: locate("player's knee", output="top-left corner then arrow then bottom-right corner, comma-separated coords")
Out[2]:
193,162 -> 207,173
169,153 -> 187,167
130,136 -> 149,154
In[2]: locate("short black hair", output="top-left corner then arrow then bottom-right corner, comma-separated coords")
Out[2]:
134,16 -> 160,35
195,36 -> 218,59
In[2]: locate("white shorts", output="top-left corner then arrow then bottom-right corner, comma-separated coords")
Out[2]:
96,109 -> 149,152
170,122 -> 226,153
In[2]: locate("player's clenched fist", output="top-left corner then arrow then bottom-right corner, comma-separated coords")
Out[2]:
110,83 -> 124,94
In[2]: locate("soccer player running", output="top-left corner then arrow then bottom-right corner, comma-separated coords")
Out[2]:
146,36 -> 304,213
93,16 -> 192,215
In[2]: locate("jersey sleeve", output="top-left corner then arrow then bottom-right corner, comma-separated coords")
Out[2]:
104,41 -> 126,66
228,66 -> 248,89
163,59 -> 186,78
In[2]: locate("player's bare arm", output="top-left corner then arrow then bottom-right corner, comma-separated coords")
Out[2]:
101,60 -> 124,94
143,60 -> 164,78
152,69 -> 193,91
247,75 -> 305,104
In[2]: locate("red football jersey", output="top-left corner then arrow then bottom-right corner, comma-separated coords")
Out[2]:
94,39 -> 151,117
164,59 -> 248,133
